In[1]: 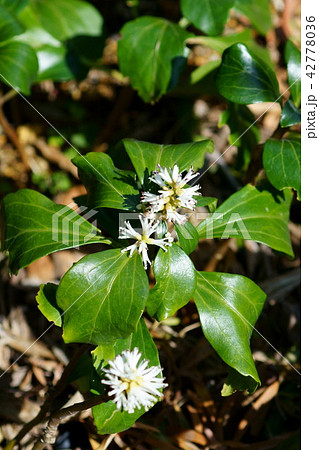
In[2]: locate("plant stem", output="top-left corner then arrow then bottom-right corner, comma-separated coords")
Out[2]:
5,344 -> 91,449
0,89 -> 18,106
32,395 -> 108,449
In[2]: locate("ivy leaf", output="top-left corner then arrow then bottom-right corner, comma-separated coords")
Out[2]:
92,319 -> 162,434
0,41 -> 38,94
36,44 -> 73,82
234,0 -> 272,35
0,4 -> 24,41
1,189 -> 108,274
72,153 -> 140,211
285,40 -> 301,108
175,222 -> 199,255
180,0 -> 234,36
263,139 -> 301,200
36,283 -> 62,326
27,0 -> 103,41
0,0 -> 29,14
280,99 -> 301,127
123,139 -> 214,184
118,16 -> 192,102
216,43 -> 280,104
147,244 -> 196,321
194,271 -> 266,392
219,103 -> 260,170
56,250 -> 149,345
196,183 -> 294,256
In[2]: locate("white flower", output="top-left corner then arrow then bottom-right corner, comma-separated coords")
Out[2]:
119,215 -> 173,269
141,164 -> 201,225
101,348 -> 167,414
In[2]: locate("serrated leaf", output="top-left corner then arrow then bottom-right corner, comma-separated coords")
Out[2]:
92,319 -> 163,434
73,153 -> 140,211
147,244 -> 196,321
123,139 -> 214,184
197,183 -> 293,256
56,250 -> 149,345
234,0 -> 272,35
263,139 -> 301,200
0,41 -> 38,94
175,222 -> 199,255
36,283 -> 62,326
181,0 -> 234,36
28,0 -> 103,41
0,4 -> 24,41
194,271 -> 266,391
285,40 -> 301,108
1,189 -> 108,274
118,16 -> 191,102
280,99 -> 301,127
216,43 -> 280,105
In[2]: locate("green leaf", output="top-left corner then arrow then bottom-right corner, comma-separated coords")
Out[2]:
0,4 -> 24,41
194,271 -> 266,391
118,16 -> 191,102
234,0 -> 272,35
219,103 -> 260,170
285,40 -> 301,108
36,44 -> 72,81
216,43 -> 280,104
123,139 -> 214,184
280,99 -> 301,127
1,189 -> 108,274
17,6 -> 61,48
36,283 -> 62,326
28,0 -> 103,41
195,196 -> 218,212
147,244 -> 196,321
197,183 -> 294,256
175,222 -> 199,255
263,139 -> 301,200
181,0 -> 234,36
56,250 -> 149,345
0,0 -> 29,14
92,319 -> 163,434
72,153 -> 140,211
0,41 -> 38,94
221,367 -> 261,396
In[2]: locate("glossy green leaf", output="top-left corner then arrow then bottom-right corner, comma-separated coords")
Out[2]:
181,0 -> 233,36
36,283 -> 62,326
280,99 -> 301,127
195,196 -> 218,213
285,40 -> 301,108
123,139 -> 214,184
56,250 -> 149,345
17,6 -> 61,48
194,271 -> 266,391
1,189 -> 108,274
0,4 -> 24,41
147,244 -> 196,321
221,367 -> 261,396
219,103 -> 260,170
28,0 -> 103,41
0,0 -> 29,14
0,41 -> 38,94
73,153 -> 140,211
175,222 -> 199,255
36,44 -> 72,81
197,183 -> 294,256
216,43 -> 280,104
92,319 -> 163,433
234,0 -> 272,35
118,16 -> 191,102
263,139 -> 301,200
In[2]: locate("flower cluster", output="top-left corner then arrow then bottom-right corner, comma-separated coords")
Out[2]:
102,348 -> 167,414
119,164 -> 201,269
